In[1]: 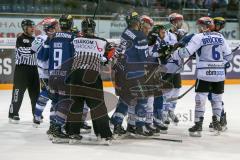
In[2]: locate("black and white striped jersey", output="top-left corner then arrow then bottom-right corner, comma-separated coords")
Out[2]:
72,36 -> 108,72
15,33 -> 37,66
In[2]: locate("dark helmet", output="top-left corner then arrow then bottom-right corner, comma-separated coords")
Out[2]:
151,24 -> 165,34
59,14 -> 73,30
81,17 -> 96,35
125,11 -> 140,27
21,19 -> 35,31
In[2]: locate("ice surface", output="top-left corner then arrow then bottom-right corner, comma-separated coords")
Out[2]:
0,85 -> 240,160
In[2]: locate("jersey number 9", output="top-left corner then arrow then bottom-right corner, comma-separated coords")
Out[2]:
54,49 -> 62,69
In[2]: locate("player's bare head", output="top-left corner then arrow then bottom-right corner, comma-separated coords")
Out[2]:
212,17 -> 226,32
59,14 -> 73,31
140,15 -> 154,36
21,19 -> 35,36
81,17 -> 96,37
196,17 -> 214,33
42,17 -> 58,35
126,12 -> 141,30
169,13 -> 184,30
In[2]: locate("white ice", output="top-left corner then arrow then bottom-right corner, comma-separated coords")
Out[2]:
0,85 -> 240,160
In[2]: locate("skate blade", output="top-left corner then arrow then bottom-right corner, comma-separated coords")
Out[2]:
80,129 -> 91,134
160,130 -> 168,134
189,131 -> 202,137
113,133 -> 128,140
153,132 -> 160,136
69,137 -> 112,146
9,119 -> 19,124
209,128 -> 214,132
52,137 -> 69,143
212,130 -> 221,136
48,134 -> 53,140
221,126 -> 228,132
32,123 -> 40,128
173,122 -> 179,126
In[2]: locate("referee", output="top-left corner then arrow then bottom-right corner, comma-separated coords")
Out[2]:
8,19 -> 40,123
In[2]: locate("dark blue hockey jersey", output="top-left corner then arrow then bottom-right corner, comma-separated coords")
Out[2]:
47,32 -> 75,72
118,28 -> 148,79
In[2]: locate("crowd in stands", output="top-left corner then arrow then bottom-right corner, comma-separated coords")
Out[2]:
0,0 -> 238,19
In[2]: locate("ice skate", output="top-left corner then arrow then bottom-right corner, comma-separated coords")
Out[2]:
189,117 -> 203,137
32,117 -> 41,128
96,136 -> 113,146
9,115 -> 20,124
80,122 -> 92,134
220,112 -> 227,132
212,116 -> 222,136
68,134 -> 83,144
209,122 -> 214,132
135,125 -> 154,137
126,124 -> 136,136
145,123 -> 160,136
113,124 -> 127,139
168,110 -> 179,125
154,120 -> 168,134
51,125 -> 69,143
162,111 -> 170,126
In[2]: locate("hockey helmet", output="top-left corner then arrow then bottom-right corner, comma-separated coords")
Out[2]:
125,11 -> 141,27
196,17 -> 215,32
140,15 -> 154,27
81,17 -> 96,35
59,14 -> 73,30
151,24 -> 166,34
42,17 -> 58,33
169,13 -> 183,23
21,19 -> 35,32
213,17 -> 226,31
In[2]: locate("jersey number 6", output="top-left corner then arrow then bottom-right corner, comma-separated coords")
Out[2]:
212,45 -> 221,60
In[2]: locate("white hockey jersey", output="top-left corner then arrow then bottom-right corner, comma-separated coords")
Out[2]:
171,32 -> 232,82
31,34 -> 49,79
162,31 -> 179,73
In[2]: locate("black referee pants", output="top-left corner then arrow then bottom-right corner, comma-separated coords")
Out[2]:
9,65 -> 40,118
66,69 -> 112,138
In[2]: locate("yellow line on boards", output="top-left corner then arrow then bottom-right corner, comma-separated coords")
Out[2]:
1,79 -> 240,90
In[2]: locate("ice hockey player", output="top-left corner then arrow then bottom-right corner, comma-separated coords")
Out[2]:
31,17 -> 58,127
154,13 -> 183,128
43,14 -> 75,141
67,17 -> 113,144
147,24 -> 172,134
111,12 -> 153,137
208,17 -> 228,132
139,15 -> 164,135
8,19 -> 40,123
169,17 -> 232,137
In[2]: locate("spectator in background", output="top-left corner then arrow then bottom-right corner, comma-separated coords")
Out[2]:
227,0 -> 238,18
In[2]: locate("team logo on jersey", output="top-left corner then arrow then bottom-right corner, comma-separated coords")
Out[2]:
23,39 -> 30,43
95,41 -> 103,52
73,38 -> 106,54
206,70 -> 225,76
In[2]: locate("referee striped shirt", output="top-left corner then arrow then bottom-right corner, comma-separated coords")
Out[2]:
15,33 -> 37,66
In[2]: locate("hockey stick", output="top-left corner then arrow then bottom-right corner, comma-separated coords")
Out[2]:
145,55 -> 192,84
232,45 -> 240,52
150,137 -> 183,143
124,134 -> 183,143
165,83 -> 195,102
93,0 -> 100,20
